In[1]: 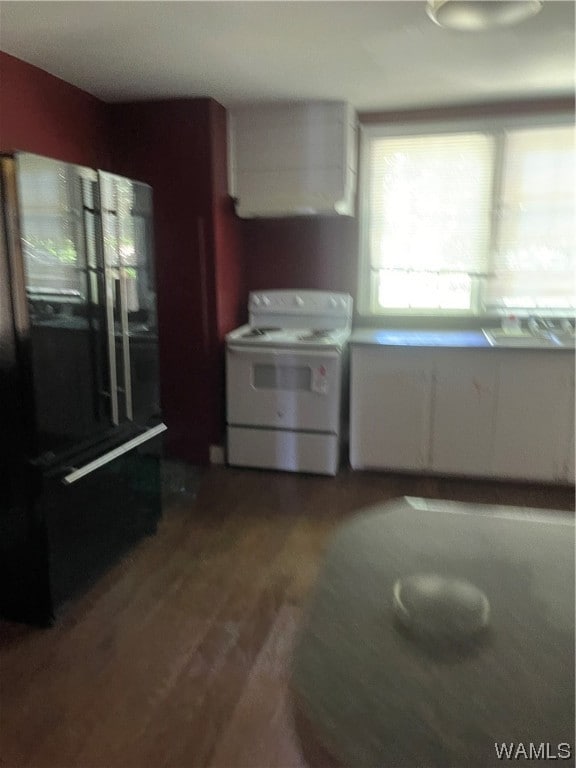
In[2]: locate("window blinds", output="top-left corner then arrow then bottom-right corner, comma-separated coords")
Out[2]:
363,121 -> 576,313
485,125 -> 575,310
367,132 -> 495,276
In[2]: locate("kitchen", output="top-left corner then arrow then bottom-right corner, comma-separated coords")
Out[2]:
0,2 -> 574,766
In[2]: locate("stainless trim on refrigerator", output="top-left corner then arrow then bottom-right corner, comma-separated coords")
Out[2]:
0,162 -> 17,373
118,266 -> 133,420
62,422 -> 167,485
110,173 -> 133,421
81,180 -> 108,421
96,171 -> 120,426
101,215 -> 120,426
0,157 -> 30,337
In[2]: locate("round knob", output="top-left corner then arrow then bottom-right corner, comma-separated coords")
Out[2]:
329,297 -> 338,308
262,296 -> 271,307
294,296 -> 304,307
340,297 -> 347,307
251,295 -> 261,306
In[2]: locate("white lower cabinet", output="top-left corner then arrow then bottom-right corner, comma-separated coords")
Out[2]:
560,362 -> 574,483
491,353 -> 574,482
430,350 -> 498,476
350,346 -> 432,471
566,409 -> 575,484
350,344 -> 575,484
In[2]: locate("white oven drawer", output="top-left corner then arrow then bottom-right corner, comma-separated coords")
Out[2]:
228,427 -> 339,475
226,345 -> 342,432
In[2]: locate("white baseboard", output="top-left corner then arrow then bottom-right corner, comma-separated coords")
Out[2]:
209,444 -> 225,465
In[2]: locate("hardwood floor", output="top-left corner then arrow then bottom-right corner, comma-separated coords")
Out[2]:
1,466 -> 573,768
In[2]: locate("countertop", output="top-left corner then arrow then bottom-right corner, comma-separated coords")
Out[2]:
350,328 -> 575,350
350,328 -> 490,347
291,497 -> 575,768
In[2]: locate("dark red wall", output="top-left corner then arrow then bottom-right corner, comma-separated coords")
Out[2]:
0,51 -> 110,167
110,99 -> 243,463
242,216 -> 358,299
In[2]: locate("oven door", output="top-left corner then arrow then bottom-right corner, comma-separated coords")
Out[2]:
226,345 -> 342,432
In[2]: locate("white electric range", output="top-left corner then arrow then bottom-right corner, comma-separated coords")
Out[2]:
226,290 -> 353,475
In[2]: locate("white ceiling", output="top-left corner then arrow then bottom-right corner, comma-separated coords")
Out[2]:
0,1 -> 573,111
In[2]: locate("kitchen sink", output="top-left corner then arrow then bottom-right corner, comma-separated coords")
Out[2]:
482,329 -> 563,348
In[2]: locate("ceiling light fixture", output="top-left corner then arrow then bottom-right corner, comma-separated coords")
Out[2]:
426,0 -> 543,31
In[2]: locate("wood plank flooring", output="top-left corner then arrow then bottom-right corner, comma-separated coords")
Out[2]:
1,466 -> 573,768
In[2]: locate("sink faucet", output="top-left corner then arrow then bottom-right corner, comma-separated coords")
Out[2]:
528,316 -> 574,338
527,316 -> 545,334
527,316 -> 558,336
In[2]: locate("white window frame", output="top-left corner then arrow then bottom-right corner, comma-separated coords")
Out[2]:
357,112 -> 574,318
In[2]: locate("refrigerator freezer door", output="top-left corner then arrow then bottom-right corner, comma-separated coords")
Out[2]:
45,432 -> 163,620
61,422 -> 167,485
0,430 -> 164,626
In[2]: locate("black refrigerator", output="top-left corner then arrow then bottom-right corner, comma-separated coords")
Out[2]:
0,152 -> 166,625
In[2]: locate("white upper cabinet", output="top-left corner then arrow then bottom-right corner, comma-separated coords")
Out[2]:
229,101 -> 357,218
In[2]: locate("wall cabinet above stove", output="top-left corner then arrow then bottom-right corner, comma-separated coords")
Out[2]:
229,101 -> 357,218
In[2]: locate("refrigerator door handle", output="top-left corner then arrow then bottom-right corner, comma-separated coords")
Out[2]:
61,423 -> 167,485
104,252 -> 120,426
97,173 -> 121,427
81,194 -> 108,421
118,266 -> 133,420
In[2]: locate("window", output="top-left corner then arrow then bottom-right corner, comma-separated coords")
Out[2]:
359,118 -> 575,316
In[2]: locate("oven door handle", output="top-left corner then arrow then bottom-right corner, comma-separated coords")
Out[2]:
227,345 -> 340,359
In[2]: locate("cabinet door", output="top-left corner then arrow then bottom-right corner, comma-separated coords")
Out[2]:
430,350 -> 497,476
492,352 -> 574,482
561,361 -> 575,483
566,427 -> 575,484
350,347 -> 432,471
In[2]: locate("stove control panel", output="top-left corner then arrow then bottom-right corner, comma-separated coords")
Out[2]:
248,290 -> 353,332
249,291 -> 352,313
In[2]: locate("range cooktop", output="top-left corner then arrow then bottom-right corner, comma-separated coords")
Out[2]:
226,324 -> 352,350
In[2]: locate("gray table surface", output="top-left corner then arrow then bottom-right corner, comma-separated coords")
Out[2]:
291,497 -> 575,767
